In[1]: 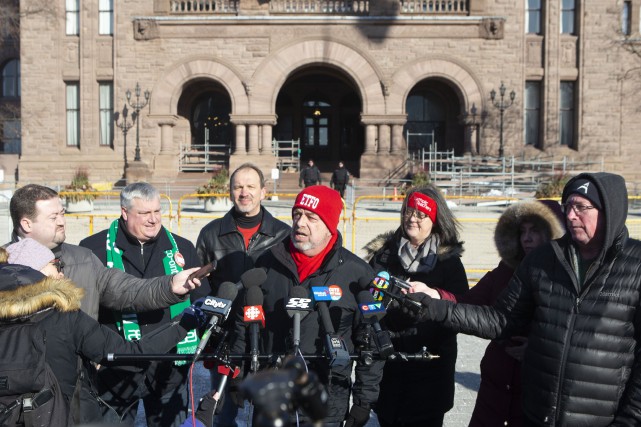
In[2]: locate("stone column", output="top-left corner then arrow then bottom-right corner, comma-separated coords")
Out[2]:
158,120 -> 175,154
364,124 -> 377,154
247,125 -> 259,154
234,124 -> 246,155
378,124 -> 391,154
390,124 -> 405,155
261,124 -> 273,155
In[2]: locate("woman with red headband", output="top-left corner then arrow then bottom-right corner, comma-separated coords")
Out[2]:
363,184 -> 468,427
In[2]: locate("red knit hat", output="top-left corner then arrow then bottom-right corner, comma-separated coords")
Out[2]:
293,185 -> 343,234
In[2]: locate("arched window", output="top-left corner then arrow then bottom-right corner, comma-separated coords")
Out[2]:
1,59 -> 20,97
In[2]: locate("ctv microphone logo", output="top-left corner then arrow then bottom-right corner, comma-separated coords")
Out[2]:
204,298 -> 228,309
286,297 -> 312,309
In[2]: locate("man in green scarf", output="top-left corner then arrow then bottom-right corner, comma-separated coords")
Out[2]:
80,182 -> 206,427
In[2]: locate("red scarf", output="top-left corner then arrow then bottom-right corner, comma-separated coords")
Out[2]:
289,234 -> 338,283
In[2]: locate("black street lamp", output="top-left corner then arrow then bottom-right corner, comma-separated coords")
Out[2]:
126,82 -> 150,162
114,104 -> 135,169
490,82 -> 516,159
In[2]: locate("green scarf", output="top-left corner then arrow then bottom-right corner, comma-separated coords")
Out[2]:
107,220 -> 198,366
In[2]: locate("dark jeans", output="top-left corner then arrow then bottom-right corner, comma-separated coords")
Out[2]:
334,183 -> 346,198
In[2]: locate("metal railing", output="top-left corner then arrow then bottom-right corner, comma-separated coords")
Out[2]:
272,139 -> 300,172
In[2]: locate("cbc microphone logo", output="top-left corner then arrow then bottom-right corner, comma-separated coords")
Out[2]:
204,298 -> 228,309
244,306 -> 262,320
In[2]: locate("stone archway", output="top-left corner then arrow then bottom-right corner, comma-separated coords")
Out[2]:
147,58 -> 248,177
249,38 -> 386,116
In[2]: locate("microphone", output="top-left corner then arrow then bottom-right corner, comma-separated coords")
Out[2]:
243,286 -> 265,373
285,286 -> 313,354
357,290 -> 394,359
311,286 -> 350,367
235,268 -> 267,292
192,282 -> 238,364
365,273 -> 422,309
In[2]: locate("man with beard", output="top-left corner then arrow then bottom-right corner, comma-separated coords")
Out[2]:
231,185 -> 382,427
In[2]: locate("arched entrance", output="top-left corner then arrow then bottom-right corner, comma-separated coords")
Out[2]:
177,80 -> 232,171
274,68 -> 364,176
405,78 -> 465,155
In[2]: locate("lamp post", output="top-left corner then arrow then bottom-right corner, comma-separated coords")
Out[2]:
114,104 -> 135,169
126,82 -> 150,162
490,82 -> 515,159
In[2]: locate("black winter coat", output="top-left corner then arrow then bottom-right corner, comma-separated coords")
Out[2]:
231,235 -> 383,424
0,265 -> 189,406
79,220 -> 204,405
195,207 -> 290,291
421,172 -> 641,426
366,230 -> 468,424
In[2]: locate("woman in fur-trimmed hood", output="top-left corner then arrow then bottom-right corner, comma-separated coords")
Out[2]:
0,244 -> 192,411
461,200 -> 564,427
363,184 -> 469,427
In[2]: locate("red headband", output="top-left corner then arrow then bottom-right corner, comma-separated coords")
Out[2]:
407,192 -> 438,223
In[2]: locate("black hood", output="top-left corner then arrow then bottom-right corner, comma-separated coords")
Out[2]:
562,172 -> 628,256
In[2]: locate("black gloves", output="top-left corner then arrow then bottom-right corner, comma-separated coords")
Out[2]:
344,404 -> 371,427
193,392 -> 222,426
404,292 -> 449,322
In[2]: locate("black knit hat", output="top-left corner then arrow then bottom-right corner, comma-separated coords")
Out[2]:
562,178 -> 603,210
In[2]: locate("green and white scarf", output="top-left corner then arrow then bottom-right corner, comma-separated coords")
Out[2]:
107,220 -> 199,366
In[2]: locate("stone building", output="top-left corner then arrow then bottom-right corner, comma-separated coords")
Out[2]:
1,0 -> 640,185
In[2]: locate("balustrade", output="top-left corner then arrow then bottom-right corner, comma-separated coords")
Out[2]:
269,1 -> 369,14
170,0 -> 238,13
400,0 -> 468,14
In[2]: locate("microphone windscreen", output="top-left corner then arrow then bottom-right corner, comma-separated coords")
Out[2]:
357,289 -> 376,305
358,276 -> 373,290
290,286 -> 309,300
218,281 -> 239,301
246,285 -> 264,306
241,268 -> 267,289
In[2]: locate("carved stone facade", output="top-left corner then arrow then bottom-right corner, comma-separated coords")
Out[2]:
4,0 -> 641,184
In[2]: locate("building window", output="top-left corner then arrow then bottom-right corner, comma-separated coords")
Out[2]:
66,83 -> 79,147
622,1 -> 631,36
526,0 -> 542,34
560,0 -> 575,35
559,81 -> 575,147
524,81 -> 541,147
1,59 -> 20,97
99,0 -> 113,35
1,119 -> 21,154
66,0 -> 79,35
99,83 -> 113,146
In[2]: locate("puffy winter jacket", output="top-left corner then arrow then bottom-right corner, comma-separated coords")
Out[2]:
419,172 -> 641,426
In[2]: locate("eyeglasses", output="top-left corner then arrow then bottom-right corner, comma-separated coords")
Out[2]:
562,202 -> 596,216
403,208 -> 428,221
52,258 -> 64,273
